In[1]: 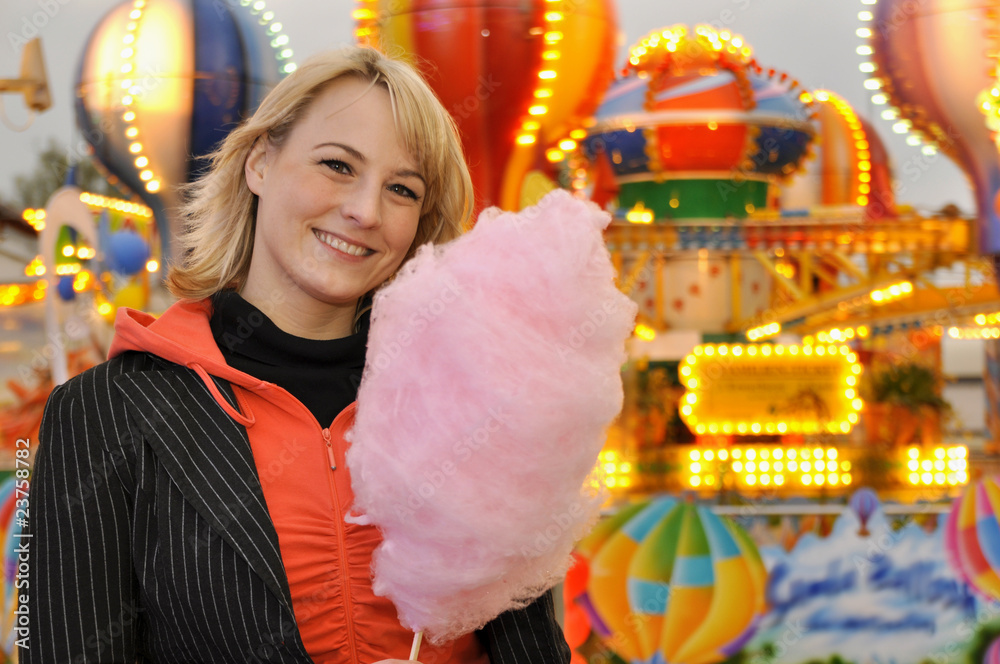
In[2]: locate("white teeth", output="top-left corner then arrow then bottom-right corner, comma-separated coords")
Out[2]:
315,230 -> 371,257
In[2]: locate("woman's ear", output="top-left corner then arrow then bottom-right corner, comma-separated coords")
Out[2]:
245,138 -> 270,196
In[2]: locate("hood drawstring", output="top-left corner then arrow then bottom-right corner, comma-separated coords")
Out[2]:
187,362 -> 256,427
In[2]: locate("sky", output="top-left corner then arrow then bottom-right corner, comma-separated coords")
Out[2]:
0,0 -> 977,215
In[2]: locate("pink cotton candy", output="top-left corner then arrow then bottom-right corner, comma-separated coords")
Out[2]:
345,189 -> 637,644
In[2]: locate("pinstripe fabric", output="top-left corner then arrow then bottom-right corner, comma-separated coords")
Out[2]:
21,351 -> 571,663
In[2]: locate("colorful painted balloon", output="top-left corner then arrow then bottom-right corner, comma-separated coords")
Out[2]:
583,25 -> 816,222
985,633 -> 1000,664
868,0 -> 1000,251
356,0 -> 618,211
570,497 -> 767,663
780,90 -> 896,219
75,0 -> 288,258
849,487 -> 880,537
944,476 -> 1000,600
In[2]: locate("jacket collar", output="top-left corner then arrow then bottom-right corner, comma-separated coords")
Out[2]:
113,364 -> 296,617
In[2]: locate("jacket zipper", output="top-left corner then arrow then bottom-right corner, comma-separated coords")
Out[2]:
320,421 -> 360,662
323,428 -> 336,469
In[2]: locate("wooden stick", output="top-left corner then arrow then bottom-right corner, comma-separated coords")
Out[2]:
409,631 -> 423,661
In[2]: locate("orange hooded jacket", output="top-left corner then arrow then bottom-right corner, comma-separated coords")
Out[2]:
109,298 -> 487,664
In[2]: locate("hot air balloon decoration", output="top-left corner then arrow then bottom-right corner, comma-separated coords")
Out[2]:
985,633 -> 1000,664
355,0 -> 619,212
74,0 -> 290,260
780,90 -> 896,220
566,496 -> 767,664
944,476 -> 1000,601
849,487 -> 880,537
864,0 -> 1000,251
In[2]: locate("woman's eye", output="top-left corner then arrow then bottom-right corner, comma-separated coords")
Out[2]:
321,159 -> 351,175
389,184 -> 420,201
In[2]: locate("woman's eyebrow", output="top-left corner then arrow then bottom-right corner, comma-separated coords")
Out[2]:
315,142 -> 366,163
396,168 -> 426,185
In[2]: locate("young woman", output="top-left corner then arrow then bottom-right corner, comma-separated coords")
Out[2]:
23,46 -> 571,664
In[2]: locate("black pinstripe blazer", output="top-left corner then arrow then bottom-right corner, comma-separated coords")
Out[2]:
21,351 -> 571,664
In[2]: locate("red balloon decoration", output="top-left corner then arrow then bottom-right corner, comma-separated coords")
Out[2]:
356,0 -> 618,212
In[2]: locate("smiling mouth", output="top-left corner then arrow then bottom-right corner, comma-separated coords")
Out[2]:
314,229 -> 374,257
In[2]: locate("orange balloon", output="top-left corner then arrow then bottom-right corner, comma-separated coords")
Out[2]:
358,0 -> 617,212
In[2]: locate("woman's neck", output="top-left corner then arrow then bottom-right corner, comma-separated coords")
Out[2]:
238,284 -> 358,340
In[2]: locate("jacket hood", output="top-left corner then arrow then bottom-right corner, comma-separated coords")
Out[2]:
108,298 -> 264,425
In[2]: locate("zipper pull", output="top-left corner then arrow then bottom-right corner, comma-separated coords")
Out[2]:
322,428 -> 336,470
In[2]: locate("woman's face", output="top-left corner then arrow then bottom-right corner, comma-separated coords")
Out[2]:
243,77 -> 425,315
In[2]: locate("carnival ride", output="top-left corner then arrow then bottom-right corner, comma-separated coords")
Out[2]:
3,1 -> 1000,663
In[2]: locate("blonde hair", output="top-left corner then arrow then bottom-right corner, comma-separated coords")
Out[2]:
166,46 -> 473,299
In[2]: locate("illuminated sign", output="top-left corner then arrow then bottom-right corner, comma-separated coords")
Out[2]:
687,445 -> 852,489
679,344 -> 863,435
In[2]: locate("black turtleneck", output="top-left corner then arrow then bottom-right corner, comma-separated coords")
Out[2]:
209,291 -> 369,427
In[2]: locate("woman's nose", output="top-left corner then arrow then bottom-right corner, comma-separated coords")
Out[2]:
342,179 -> 381,228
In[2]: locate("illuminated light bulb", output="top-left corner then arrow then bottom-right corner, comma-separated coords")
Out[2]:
751,423 -> 761,434
908,459 -> 919,471
737,423 -> 748,434
803,474 -> 812,486
690,462 -> 702,473
690,450 -> 701,461
909,472 -> 920,485
761,474 -> 771,485
733,461 -> 743,472
696,425 -> 706,434
828,473 -> 839,485
135,156 -> 149,168
690,476 -> 702,487
732,449 -> 742,459
921,472 -> 932,485
760,461 -> 770,472
704,450 -> 714,461
814,473 -> 825,485
139,170 -> 153,181
146,180 -> 161,193
934,447 -> 945,459
718,450 -> 728,461
935,472 -> 946,485
544,31 -> 564,43
62,245 -> 75,257
546,149 -> 564,162
747,475 -> 757,486
146,259 -> 159,272
516,134 -> 537,145
746,461 -> 756,473
959,471 -> 968,483
129,143 -> 143,154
